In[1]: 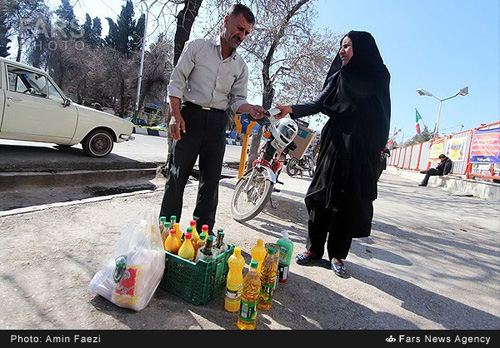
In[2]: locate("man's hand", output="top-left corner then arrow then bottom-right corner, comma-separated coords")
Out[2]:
169,96 -> 185,141
238,103 -> 265,119
275,105 -> 292,119
169,113 -> 186,141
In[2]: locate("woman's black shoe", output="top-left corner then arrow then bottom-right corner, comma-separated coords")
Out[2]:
331,258 -> 348,278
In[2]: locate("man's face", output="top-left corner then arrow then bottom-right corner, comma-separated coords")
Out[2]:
222,13 -> 253,49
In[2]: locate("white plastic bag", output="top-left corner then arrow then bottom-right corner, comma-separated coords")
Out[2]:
89,209 -> 165,311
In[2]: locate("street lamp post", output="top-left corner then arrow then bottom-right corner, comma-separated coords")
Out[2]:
133,1 -> 150,125
416,86 -> 468,138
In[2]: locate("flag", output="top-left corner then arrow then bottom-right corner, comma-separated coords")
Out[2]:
416,108 -> 422,122
415,109 -> 422,134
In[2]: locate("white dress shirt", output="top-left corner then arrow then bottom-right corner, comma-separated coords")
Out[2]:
167,36 -> 249,114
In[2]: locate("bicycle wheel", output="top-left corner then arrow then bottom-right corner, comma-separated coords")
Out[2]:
231,169 -> 274,222
286,158 -> 299,177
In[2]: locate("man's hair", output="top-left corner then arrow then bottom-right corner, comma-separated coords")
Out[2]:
439,154 -> 446,159
228,3 -> 255,25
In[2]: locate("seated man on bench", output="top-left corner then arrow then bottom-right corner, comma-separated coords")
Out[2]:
419,154 -> 452,187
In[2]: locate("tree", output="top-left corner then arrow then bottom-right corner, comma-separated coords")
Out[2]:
55,0 -> 80,38
2,0 -> 47,62
27,7 -> 51,68
173,0 -> 204,65
240,0 -> 338,168
0,8 -> 12,57
137,33 -> 174,116
406,126 -> 433,146
82,14 -> 103,48
105,0 -> 144,57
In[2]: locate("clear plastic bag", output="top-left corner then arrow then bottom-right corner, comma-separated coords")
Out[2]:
89,209 -> 165,311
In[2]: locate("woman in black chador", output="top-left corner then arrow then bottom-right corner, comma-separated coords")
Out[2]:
276,31 -> 391,277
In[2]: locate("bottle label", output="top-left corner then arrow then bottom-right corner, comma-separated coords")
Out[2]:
278,246 -> 287,263
259,283 -> 274,303
239,300 -> 257,322
225,285 -> 242,303
278,265 -> 289,282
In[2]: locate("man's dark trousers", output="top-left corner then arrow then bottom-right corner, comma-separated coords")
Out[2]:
160,104 -> 228,234
420,168 -> 440,186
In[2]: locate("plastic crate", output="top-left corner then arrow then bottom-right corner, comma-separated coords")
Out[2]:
160,244 -> 234,305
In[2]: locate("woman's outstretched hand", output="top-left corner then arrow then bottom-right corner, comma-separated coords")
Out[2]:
275,105 -> 293,119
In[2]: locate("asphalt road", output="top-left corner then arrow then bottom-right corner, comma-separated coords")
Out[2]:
0,134 -> 243,173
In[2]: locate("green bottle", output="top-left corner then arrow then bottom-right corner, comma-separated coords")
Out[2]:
277,231 -> 294,283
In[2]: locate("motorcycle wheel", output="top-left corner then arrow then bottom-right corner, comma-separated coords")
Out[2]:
231,169 -> 274,222
286,158 -> 299,177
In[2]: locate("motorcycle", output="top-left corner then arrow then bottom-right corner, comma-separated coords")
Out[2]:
286,148 -> 315,178
231,109 -> 298,222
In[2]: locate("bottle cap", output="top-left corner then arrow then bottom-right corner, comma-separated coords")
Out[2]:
164,222 -> 170,228
199,233 -> 206,240
282,231 -> 289,239
202,225 -> 209,231
190,220 -> 196,226
250,260 -> 258,268
160,216 -> 166,223
170,215 -> 176,222
187,227 -> 193,233
268,247 -> 275,255
185,233 -> 192,239
169,229 -> 176,234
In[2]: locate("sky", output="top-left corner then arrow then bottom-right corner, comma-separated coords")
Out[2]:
41,0 -> 500,141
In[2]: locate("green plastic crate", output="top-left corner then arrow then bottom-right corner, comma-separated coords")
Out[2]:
160,244 -> 234,305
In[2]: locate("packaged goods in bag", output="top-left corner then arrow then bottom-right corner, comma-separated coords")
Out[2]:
88,209 -> 165,311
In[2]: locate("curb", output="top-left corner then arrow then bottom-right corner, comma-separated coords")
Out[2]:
387,165 -> 500,201
133,126 -> 242,145
0,168 -> 157,191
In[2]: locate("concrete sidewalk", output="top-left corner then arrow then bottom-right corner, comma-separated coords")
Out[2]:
0,170 -> 498,330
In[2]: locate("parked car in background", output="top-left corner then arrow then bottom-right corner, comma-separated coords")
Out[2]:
0,57 -> 134,157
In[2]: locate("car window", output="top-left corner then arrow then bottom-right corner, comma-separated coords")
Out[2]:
47,79 -> 65,103
7,65 -> 48,98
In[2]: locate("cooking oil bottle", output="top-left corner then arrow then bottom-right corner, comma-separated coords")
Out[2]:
193,233 -> 207,260
258,247 -> 278,311
173,222 -> 183,241
237,260 -> 261,330
161,222 -> 171,243
164,229 -> 181,254
178,232 -> 195,261
251,239 -> 266,275
189,220 -> 200,244
225,247 -> 245,312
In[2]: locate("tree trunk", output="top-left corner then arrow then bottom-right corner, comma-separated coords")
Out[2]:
173,0 -> 203,66
16,18 -> 23,62
120,79 -> 126,118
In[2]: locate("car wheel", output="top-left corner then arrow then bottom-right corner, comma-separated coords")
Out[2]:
82,129 -> 114,157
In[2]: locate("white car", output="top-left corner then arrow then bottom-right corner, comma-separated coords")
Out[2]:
0,57 -> 134,157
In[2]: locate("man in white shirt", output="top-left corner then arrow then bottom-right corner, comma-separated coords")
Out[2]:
161,3 -> 264,234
